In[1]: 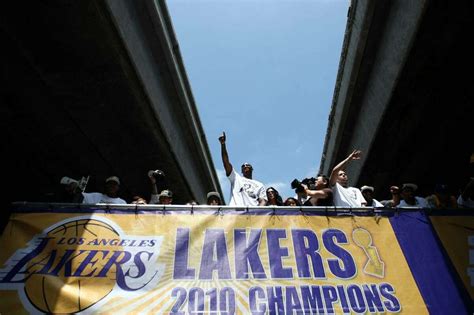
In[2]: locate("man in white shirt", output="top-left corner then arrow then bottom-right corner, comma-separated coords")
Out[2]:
329,150 -> 367,207
219,132 -> 266,207
82,176 -> 127,204
398,183 -> 428,208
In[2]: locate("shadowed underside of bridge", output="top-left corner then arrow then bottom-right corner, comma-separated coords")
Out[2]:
320,0 -> 474,199
0,1 -> 221,228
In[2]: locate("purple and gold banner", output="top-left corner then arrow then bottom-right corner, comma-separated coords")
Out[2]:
430,216 -> 474,302
0,209 -> 467,314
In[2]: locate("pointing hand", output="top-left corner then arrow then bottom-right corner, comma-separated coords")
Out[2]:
218,132 -> 226,144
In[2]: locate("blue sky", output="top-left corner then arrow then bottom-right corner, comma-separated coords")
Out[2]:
166,0 -> 348,203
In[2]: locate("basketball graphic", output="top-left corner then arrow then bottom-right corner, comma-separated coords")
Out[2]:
24,219 -> 121,313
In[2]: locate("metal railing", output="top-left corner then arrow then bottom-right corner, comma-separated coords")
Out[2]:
10,202 -> 471,216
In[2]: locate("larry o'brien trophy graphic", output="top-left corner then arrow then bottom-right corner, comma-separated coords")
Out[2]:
0,216 -> 165,314
353,228 -> 385,278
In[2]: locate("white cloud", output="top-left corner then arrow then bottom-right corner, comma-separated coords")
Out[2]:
265,181 -> 294,200
265,181 -> 288,192
216,168 -> 227,183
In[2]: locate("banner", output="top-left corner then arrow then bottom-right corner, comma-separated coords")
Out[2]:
0,209 -> 466,314
430,215 -> 474,302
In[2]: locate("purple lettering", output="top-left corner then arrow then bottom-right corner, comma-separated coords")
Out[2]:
301,285 -> 324,314
266,286 -> 284,314
363,284 -> 384,312
347,285 -> 366,313
173,228 -> 196,279
285,286 -> 303,314
337,285 -> 351,314
116,251 -> 156,291
0,237 -> 53,283
267,230 -> 293,278
379,283 -> 400,312
322,229 -> 356,279
35,250 -> 57,275
234,229 -> 266,279
249,286 -> 266,315
72,250 -> 106,277
49,249 -> 86,277
199,229 -> 231,280
292,229 -> 325,278
97,251 -> 132,278
322,286 -> 338,314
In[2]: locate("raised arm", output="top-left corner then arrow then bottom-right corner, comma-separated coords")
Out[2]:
219,132 -> 233,177
329,150 -> 362,186
149,172 -> 159,195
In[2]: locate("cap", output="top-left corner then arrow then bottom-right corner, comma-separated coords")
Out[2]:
159,190 -> 173,198
105,176 -> 120,185
60,176 -> 78,185
241,162 -> 253,170
360,185 -> 374,192
207,191 -> 221,200
402,183 -> 418,191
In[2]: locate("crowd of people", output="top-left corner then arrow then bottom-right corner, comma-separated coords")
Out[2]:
58,173 -> 226,207
217,132 -> 473,209
57,132 -> 474,209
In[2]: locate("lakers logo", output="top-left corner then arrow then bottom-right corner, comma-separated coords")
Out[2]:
352,228 -> 385,278
0,216 -> 164,313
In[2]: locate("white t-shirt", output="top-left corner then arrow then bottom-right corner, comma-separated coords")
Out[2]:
398,197 -> 428,208
332,183 -> 366,207
82,192 -> 127,204
457,195 -> 474,208
228,169 -> 266,207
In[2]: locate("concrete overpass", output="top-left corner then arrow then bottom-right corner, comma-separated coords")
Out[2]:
0,0 -> 222,224
320,0 -> 473,199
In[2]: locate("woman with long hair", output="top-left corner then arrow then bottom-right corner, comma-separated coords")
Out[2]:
266,187 -> 283,206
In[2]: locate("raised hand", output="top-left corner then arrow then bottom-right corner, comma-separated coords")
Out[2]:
218,132 -> 226,144
349,149 -> 362,160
